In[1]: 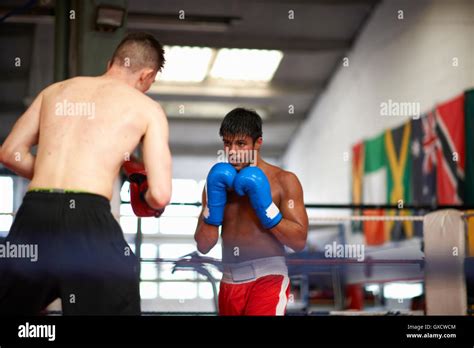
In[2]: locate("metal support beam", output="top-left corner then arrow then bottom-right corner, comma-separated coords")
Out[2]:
54,0 -> 70,82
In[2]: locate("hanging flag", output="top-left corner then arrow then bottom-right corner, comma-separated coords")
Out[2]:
362,134 -> 387,245
385,121 -> 413,240
411,111 -> 437,237
464,89 -> 474,205
411,111 -> 438,205
435,94 -> 465,204
351,142 -> 364,233
465,90 -> 474,309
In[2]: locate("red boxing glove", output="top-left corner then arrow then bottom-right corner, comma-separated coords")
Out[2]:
122,160 -> 165,218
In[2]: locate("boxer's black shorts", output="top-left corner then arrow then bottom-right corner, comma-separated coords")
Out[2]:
0,190 -> 140,315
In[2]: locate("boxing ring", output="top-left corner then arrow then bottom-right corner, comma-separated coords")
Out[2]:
129,206 -> 473,316
1,205 -> 473,316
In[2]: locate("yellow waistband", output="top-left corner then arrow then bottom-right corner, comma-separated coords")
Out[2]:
28,188 -> 90,194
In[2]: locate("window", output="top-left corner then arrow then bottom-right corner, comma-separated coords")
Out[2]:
159,217 -> 198,235
141,243 -> 158,259
141,218 -> 159,235
0,176 -> 14,234
171,179 -> 201,203
383,282 -> 423,299
159,282 -> 197,300
198,283 -> 215,299
141,263 -> 158,281
120,216 -> 137,234
119,178 -> 221,308
140,282 -> 158,300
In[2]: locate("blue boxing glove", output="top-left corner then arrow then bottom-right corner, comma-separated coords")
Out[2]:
234,166 -> 282,229
203,162 -> 237,226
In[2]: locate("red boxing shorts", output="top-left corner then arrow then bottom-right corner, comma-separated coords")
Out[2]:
218,256 -> 290,316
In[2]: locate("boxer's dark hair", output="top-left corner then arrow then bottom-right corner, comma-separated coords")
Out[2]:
111,32 -> 165,72
220,108 -> 262,143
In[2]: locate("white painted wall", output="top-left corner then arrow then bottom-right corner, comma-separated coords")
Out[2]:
282,0 -> 474,204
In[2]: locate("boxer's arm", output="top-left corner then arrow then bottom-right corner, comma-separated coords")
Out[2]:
194,188 -> 219,254
0,93 -> 42,179
269,172 -> 308,252
142,103 -> 172,210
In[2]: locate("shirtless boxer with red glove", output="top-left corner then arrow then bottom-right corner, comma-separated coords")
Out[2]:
0,33 -> 171,315
194,108 -> 309,316
123,158 -> 165,218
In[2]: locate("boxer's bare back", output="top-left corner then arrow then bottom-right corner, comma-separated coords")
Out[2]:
3,75 -> 170,200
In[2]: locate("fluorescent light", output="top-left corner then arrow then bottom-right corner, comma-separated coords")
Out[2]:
210,48 -> 283,82
157,46 -> 213,82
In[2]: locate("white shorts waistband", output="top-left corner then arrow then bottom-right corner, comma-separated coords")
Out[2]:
221,256 -> 288,284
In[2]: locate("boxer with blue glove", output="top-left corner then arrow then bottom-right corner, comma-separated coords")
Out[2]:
203,162 -> 237,226
233,166 -> 282,229
194,108 -> 309,316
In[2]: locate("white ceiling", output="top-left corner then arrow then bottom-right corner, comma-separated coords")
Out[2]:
0,0 -> 379,158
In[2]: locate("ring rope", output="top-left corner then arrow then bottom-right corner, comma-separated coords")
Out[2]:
139,257 -> 424,266
309,215 -> 424,222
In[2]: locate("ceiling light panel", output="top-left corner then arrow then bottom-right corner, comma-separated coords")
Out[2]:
158,46 -> 214,83
209,48 -> 283,82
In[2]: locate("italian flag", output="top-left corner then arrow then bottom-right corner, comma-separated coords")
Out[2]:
362,134 -> 387,245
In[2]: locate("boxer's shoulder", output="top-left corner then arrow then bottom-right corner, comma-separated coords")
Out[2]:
150,100 -> 166,118
262,163 -> 293,181
276,169 -> 298,181
137,99 -> 167,126
274,168 -> 301,191
42,76 -> 113,97
49,76 -> 94,88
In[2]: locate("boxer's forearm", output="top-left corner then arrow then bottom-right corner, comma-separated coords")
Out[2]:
194,221 -> 219,254
144,189 -> 168,210
269,218 -> 306,252
0,150 -> 35,180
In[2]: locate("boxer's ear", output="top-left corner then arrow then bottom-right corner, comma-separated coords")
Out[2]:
106,60 -> 112,70
140,68 -> 156,82
137,68 -> 157,92
254,137 -> 263,150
